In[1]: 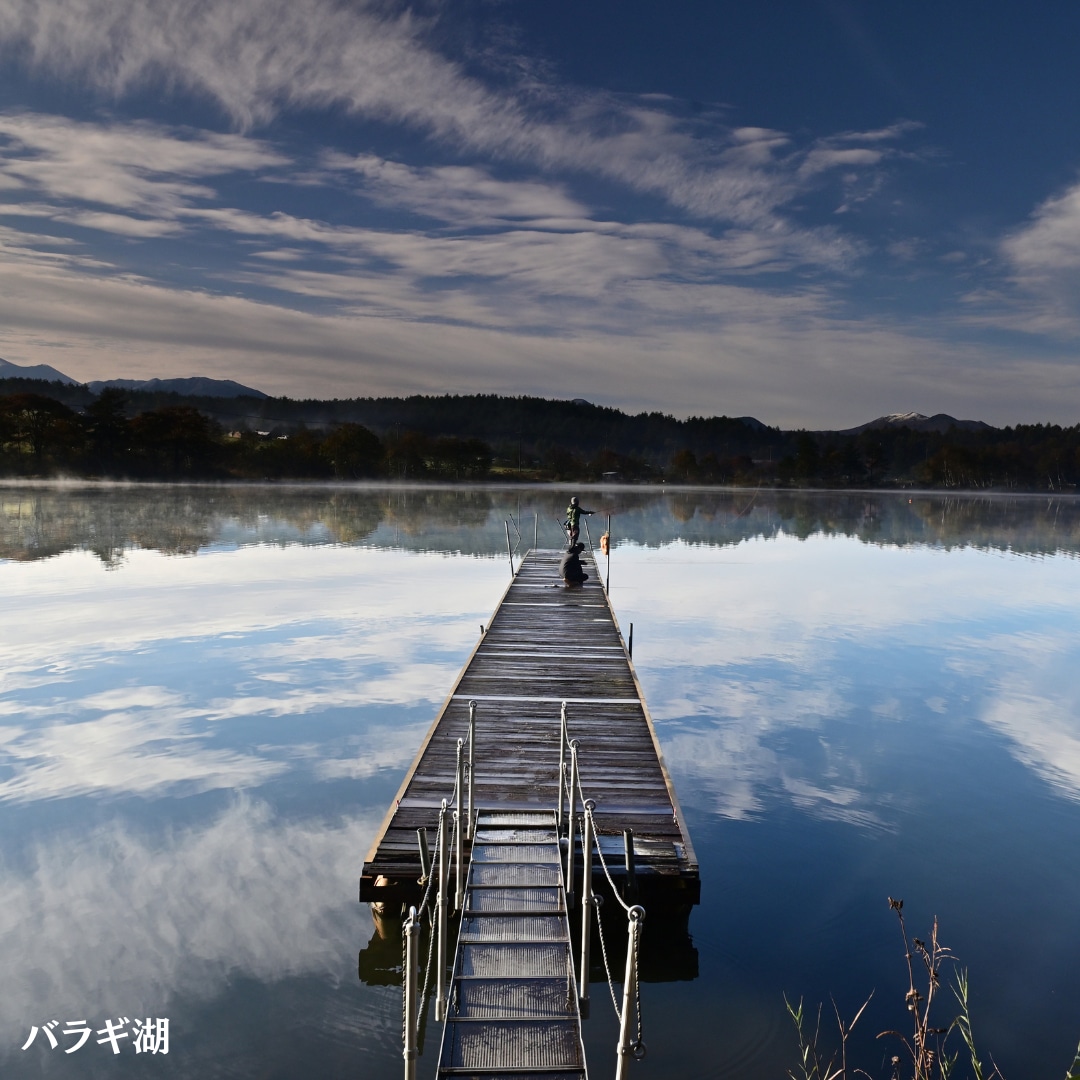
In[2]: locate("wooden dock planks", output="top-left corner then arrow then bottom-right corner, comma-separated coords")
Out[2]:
360,549 -> 699,910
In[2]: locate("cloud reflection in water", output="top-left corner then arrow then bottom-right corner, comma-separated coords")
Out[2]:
0,799 -> 382,1045
611,536 -> 1080,820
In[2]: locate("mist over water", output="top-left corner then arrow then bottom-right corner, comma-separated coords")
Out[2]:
3,483 -> 1080,1078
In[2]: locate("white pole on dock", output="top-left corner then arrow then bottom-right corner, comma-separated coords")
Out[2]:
466,700 -> 476,840
606,513 -> 611,592
615,906 -> 646,1080
579,799 -> 596,1018
455,739 -> 464,911
557,702 -> 567,832
566,741 -> 579,907
534,511 -> 538,551
504,519 -> 514,576
402,906 -> 419,1080
436,801 -> 448,1021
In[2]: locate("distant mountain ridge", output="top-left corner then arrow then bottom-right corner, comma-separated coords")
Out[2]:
0,358 -> 265,398
834,412 -> 992,435
0,357 -> 78,384
0,358 -> 996,430
88,377 -> 267,399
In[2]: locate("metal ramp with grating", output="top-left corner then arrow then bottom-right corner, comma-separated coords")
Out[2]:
436,809 -> 587,1079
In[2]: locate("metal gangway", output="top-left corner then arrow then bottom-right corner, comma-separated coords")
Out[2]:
400,702 -> 647,1079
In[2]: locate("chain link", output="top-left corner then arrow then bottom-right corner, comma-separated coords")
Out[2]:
591,895 -> 621,1022
632,914 -> 646,1058
401,917 -> 408,1048
586,806 -> 634,915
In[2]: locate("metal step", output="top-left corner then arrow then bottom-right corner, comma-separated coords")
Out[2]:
439,1019 -> 585,1072
437,809 -> 587,1079
466,887 -> 564,914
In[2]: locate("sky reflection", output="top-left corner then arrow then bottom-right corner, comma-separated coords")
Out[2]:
1,798 -> 383,1045
610,536 -> 1080,823
3,487 -> 1080,1077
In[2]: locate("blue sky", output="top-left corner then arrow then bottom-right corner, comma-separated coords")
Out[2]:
0,0 -> 1078,426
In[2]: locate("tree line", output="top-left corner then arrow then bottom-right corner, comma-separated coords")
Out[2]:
2,379 -> 1080,490
0,390 -> 491,480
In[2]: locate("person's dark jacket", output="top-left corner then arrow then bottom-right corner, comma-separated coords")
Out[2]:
559,544 -> 588,583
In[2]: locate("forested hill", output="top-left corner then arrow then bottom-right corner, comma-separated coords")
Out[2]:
2,377 -> 1080,490
221,392 -> 783,460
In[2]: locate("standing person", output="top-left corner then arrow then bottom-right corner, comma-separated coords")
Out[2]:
559,542 -> 589,585
564,496 -> 595,546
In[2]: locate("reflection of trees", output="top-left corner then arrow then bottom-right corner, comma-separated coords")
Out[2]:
0,487 -> 384,563
4,485 -> 1080,563
382,488 -> 497,535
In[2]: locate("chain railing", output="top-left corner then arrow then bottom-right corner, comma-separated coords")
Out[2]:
558,699 -> 648,1073
400,697 -> 647,1078
399,701 -> 476,1077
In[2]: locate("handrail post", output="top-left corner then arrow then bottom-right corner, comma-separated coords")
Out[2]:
615,906 -> 646,1080
455,739 -> 464,911
557,701 -> 567,831
566,741 -> 579,907
403,905 -> 419,1080
466,700 -> 476,840
605,513 -> 611,592
505,519 -> 514,576
534,512 -> 538,551
436,801 -> 448,1021
579,799 -> 596,1017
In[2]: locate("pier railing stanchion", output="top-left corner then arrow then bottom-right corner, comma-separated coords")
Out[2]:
504,520 -> 514,576
455,738 -> 464,911
557,701 -> 568,832
416,828 -> 431,885
466,701 -> 476,840
436,800 -> 448,1021
624,828 -> 637,903
606,513 -> 611,592
403,905 -> 419,1080
566,740 -> 579,907
534,512 -> 538,551
579,799 -> 596,1017
615,906 -> 646,1080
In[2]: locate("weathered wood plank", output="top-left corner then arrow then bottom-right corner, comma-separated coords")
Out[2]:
360,549 -> 699,909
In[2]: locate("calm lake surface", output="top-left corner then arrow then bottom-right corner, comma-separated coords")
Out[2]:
3,484 -> 1080,1078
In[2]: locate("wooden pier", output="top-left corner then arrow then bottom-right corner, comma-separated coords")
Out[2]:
360,549 -> 699,913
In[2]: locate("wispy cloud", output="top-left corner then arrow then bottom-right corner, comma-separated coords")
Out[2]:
974,177 -> 1080,337
0,112 -> 285,219
0,0 -> 904,231
0,799 -> 383,1041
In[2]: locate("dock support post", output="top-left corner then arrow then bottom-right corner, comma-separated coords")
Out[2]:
534,512 -> 538,551
628,622 -> 633,659
403,905 -> 419,1080
579,799 -> 596,1017
436,801 -> 448,1021
606,513 -> 611,592
557,701 -> 567,832
624,828 -> 637,903
615,906 -> 645,1079
504,519 -> 514,576
416,828 -> 430,883
566,741 -> 579,907
466,701 -> 476,841
455,739 -> 464,912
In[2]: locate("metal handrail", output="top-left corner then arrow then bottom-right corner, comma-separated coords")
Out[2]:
400,696 -> 649,1079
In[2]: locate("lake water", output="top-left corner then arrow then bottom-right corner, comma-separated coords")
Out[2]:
3,484 -> 1079,1078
